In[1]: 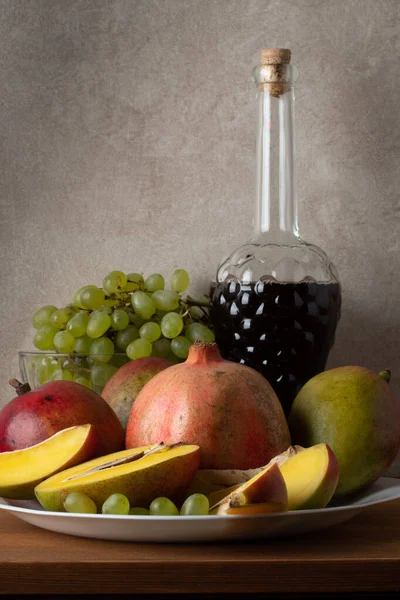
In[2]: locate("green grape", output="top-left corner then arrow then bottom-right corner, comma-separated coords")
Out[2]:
115,325 -> 139,350
188,305 -> 205,320
152,290 -> 179,311
66,312 -> 90,337
86,310 -> 111,338
79,286 -> 105,310
151,338 -> 171,358
46,359 -> 63,376
102,493 -> 130,515
130,313 -> 145,328
32,305 -> 57,329
72,287 -> 86,309
62,369 -> 75,382
149,497 -> 179,516
160,312 -> 183,339
103,271 -> 128,295
50,368 -> 75,382
33,324 -> 58,350
171,336 -> 191,359
33,362 -> 48,385
91,363 -> 118,388
64,492 -> 97,514
144,273 -> 165,292
131,291 -> 156,320
126,338 -> 152,360
111,309 -> 129,331
124,282 -> 140,292
170,269 -> 190,293
129,507 -> 150,515
74,335 -> 93,354
36,369 -> 50,385
127,272 -> 144,284
180,493 -> 209,516
54,330 -> 76,353
89,337 -> 114,362
139,322 -> 161,343
34,356 -> 58,384
76,376 -> 92,389
72,285 -> 94,306
103,298 -> 118,309
185,323 -> 215,344
51,306 -> 77,329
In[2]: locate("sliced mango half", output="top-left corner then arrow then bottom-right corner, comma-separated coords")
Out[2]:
35,442 -> 200,511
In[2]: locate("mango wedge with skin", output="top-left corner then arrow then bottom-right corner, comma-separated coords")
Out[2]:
187,445 -> 304,498
35,442 -> 200,511
279,443 -> 339,510
209,462 -> 288,515
0,424 -> 98,499
207,484 -> 241,508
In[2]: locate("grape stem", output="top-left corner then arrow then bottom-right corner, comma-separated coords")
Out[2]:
180,296 -> 211,322
183,296 -> 210,308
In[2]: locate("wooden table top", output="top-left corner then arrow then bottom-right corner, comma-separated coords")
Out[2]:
1,499 -> 400,596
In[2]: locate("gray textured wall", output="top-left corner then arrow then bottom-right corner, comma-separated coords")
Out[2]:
0,0 -> 399,468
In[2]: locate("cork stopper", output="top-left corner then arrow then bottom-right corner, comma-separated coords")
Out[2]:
259,48 -> 292,97
261,48 -> 291,66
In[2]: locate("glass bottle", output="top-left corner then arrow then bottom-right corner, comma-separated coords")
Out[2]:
210,49 -> 342,416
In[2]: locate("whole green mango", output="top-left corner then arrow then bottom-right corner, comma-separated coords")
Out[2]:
288,366 -> 400,497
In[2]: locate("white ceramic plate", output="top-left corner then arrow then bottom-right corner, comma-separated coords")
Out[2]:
1,477 -> 400,543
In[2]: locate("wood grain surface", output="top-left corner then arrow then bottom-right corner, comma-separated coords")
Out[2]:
0,500 -> 399,595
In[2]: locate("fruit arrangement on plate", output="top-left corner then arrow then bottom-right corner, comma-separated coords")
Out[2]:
1,268 -> 400,522
3,48 -> 398,533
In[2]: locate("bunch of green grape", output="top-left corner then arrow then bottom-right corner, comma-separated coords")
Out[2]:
63,491 -> 210,516
30,268 -> 214,390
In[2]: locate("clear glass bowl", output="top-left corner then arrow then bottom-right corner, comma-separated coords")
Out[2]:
18,351 -> 130,395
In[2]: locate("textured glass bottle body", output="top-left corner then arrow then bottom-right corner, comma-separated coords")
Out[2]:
210,61 -> 342,416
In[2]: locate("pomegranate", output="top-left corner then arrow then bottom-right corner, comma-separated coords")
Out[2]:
0,380 -> 124,455
102,357 -> 173,431
125,342 -> 291,469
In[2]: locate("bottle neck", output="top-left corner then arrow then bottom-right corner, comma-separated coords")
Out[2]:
253,84 -> 299,243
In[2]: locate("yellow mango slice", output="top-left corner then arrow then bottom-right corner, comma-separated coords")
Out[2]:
279,443 -> 339,510
0,424 -> 97,499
